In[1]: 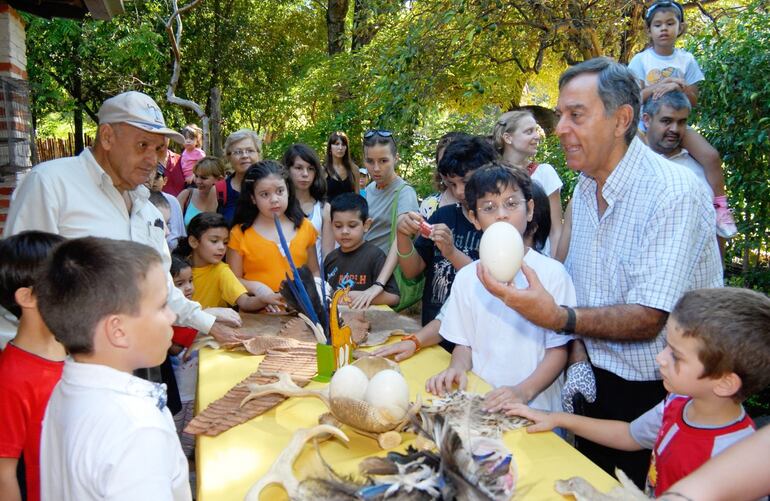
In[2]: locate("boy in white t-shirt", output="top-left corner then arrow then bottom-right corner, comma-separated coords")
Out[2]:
426,164 -> 575,413
37,238 -> 190,501
628,0 -> 737,239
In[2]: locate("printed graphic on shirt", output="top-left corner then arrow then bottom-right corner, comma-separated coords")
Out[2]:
646,66 -> 683,85
429,231 -> 480,306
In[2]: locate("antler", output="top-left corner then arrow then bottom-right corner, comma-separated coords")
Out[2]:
240,371 -> 329,408
243,424 -> 349,501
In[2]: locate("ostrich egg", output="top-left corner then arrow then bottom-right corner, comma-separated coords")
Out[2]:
364,369 -> 410,421
479,221 -> 524,283
329,364 -> 369,401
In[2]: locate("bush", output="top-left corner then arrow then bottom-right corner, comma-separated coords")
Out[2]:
687,2 -> 770,293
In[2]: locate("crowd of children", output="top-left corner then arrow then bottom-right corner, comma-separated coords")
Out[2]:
1,2 -> 767,498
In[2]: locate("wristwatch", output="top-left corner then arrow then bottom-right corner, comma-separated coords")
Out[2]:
561,305 -> 577,334
402,334 -> 422,352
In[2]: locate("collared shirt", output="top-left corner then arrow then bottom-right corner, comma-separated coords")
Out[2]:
565,137 -> 722,381
40,360 -> 191,501
5,149 -> 214,333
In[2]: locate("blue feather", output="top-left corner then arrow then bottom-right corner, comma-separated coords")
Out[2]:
274,215 -> 319,326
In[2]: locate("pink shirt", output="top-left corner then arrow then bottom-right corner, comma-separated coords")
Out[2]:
180,148 -> 205,179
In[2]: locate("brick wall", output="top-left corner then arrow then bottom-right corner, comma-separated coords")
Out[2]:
0,1 -> 27,237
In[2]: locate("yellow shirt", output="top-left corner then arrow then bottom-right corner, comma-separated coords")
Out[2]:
228,219 -> 318,292
192,262 -> 248,309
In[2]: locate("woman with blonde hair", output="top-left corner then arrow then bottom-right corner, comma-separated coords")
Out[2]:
493,110 -> 563,255
221,129 -> 262,224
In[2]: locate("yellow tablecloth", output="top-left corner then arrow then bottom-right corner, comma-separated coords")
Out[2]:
196,345 -> 617,500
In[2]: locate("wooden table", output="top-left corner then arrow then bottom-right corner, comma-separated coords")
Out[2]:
196,335 -> 617,500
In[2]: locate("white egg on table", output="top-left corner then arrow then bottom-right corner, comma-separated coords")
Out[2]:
479,221 -> 524,283
364,369 -> 410,421
329,364 -> 369,401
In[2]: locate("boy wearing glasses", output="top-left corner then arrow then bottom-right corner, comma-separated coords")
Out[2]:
425,164 -> 576,416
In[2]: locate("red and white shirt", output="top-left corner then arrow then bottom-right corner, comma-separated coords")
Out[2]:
630,393 -> 755,496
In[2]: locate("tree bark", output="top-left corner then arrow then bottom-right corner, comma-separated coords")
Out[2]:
327,0 -> 349,55
210,86 -> 222,157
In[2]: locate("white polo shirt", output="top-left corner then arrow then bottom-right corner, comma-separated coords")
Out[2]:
41,360 -> 191,501
5,149 -> 213,332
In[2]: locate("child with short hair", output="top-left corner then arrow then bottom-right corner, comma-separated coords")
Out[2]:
426,164 -> 575,415
37,237 -> 190,500
0,231 -> 65,501
180,124 -> 205,185
147,163 -> 186,250
507,287 -> 770,497
397,134 -> 497,327
628,0 -> 736,238
324,193 -> 400,307
177,157 -> 226,228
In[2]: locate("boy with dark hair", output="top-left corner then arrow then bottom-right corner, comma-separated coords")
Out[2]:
37,237 -> 190,500
397,134 -> 498,327
324,193 -> 400,307
0,231 -> 65,501
508,287 -> 770,497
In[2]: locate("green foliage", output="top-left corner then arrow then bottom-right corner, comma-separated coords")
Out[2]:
688,2 -> 770,292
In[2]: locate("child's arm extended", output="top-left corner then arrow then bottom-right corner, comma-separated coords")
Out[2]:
0,458 -> 22,501
372,318 -> 442,361
505,403 -> 642,451
396,212 -> 427,278
349,240 -> 399,310
484,345 -> 568,412
432,223 -> 472,270
425,345 -> 472,396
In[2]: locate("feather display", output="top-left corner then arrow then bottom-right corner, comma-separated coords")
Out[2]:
275,214 -> 328,343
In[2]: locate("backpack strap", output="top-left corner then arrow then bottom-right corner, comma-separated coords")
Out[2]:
215,178 -> 227,213
389,183 -> 406,246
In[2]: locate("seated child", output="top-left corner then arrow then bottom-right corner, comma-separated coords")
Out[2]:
426,164 -> 575,414
507,287 -> 770,497
180,124 -> 205,186
37,237 -> 190,500
324,193 -> 400,307
0,231 -> 65,501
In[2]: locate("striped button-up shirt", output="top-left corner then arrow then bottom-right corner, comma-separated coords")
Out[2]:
565,137 -> 722,381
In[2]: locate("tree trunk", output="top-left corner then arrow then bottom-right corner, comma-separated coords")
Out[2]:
327,0 -> 349,55
210,87 -> 222,157
73,23 -> 84,155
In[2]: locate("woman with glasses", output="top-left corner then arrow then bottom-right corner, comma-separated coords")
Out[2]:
493,111 -> 563,257
324,131 -> 359,202
222,129 -> 262,224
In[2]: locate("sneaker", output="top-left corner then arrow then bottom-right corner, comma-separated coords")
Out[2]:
715,205 -> 738,239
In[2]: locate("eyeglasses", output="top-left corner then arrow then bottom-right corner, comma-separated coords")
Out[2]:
364,129 -> 393,139
477,197 -> 528,214
230,148 -> 258,157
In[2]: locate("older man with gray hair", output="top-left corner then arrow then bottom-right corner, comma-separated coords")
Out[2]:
479,57 -> 722,486
6,91 -> 244,411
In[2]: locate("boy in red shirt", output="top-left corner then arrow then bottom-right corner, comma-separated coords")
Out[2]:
507,287 -> 770,496
0,231 -> 65,501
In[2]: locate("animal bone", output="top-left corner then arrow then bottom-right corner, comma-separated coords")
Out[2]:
240,371 -> 329,408
244,424 -> 349,501
554,468 -> 651,501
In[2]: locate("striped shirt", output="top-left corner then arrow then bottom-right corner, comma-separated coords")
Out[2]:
565,137 -> 722,381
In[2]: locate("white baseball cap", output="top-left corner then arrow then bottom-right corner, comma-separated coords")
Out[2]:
98,91 -> 185,144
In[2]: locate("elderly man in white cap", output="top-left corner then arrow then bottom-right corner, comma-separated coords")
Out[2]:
6,92 -> 241,381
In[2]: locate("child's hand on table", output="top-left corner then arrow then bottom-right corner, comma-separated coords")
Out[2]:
426,367 -> 467,396
483,385 -> 530,413
258,292 -> 286,314
348,286 -> 382,309
203,307 -> 242,328
504,403 -> 559,433
371,339 -> 417,362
